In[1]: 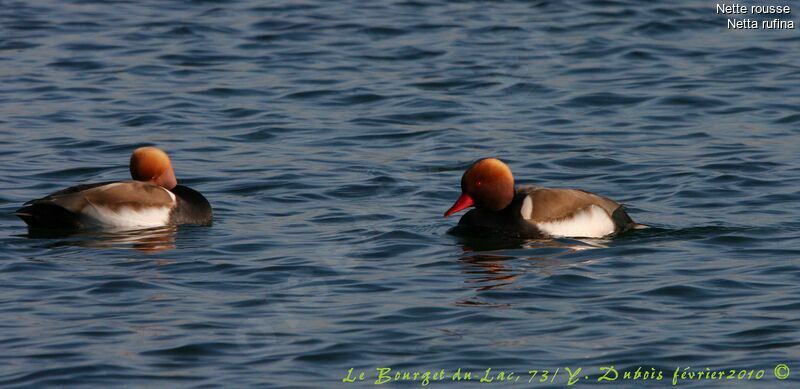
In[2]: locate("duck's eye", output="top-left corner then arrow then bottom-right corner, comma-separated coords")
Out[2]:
475,181 -> 482,187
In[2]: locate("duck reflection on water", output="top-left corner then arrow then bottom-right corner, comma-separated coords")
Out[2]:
23,225 -> 178,253
455,236 -> 607,304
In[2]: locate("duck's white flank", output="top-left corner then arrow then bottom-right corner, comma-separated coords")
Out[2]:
534,204 -> 616,238
81,186 -> 175,228
83,203 -> 172,228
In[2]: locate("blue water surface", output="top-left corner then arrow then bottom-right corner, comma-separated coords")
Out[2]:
1,0 -> 799,387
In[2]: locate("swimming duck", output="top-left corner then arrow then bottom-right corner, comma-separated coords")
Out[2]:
15,147 -> 212,230
444,158 -> 640,238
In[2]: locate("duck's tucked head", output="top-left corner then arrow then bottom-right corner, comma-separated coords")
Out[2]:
130,147 -> 177,190
444,158 -> 515,217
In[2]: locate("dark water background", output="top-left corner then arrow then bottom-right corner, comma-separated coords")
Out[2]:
1,0 -> 799,387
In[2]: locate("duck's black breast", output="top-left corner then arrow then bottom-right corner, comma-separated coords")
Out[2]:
169,185 -> 213,226
450,193 -> 544,238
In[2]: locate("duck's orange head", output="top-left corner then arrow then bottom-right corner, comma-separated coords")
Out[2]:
130,147 -> 177,190
444,158 -> 515,217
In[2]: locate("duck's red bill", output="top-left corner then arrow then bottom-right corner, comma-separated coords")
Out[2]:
444,193 -> 474,217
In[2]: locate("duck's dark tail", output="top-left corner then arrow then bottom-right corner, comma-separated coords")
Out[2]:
14,203 -> 81,230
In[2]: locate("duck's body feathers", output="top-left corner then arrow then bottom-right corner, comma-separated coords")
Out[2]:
16,181 -> 211,230
455,186 -> 636,238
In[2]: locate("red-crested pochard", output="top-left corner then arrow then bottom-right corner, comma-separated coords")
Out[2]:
444,158 -> 642,238
15,147 -> 212,230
